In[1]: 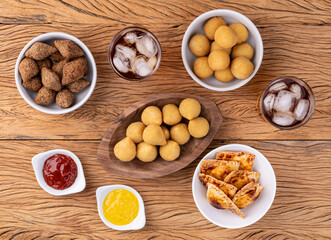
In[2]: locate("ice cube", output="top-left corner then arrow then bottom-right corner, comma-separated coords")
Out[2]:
115,44 -> 136,62
269,82 -> 288,92
124,32 -> 138,44
148,56 -> 157,69
290,84 -> 302,99
132,56 -> 152,77
113,53 -> 130,73
294,99 -> 309,121
272,111 -> 295,126
136,35 -> 157,58
273,90 -> 296,112
263,93 -> 276,113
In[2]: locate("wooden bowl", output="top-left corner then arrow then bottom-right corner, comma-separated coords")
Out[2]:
97,93 -> 222,179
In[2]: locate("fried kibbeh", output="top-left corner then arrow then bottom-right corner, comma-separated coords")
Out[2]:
66,78 -> 90,93
35,87 -> 56,105
49,46 -> 65,62
51,59 -> 68,77
62,60 -> 85,85
231,56 -> 254,80
232,182 -> 264,209
36,58 -> 52,71
71,57 -> 88,76
215,68 -> 234,82
193,57 -> 213,79
54,40 -> 84,60
199,173 -> 237,199
216,151 -> 255,171
208,49 -> 230,71
204,17 -> 226,40
224,170 -> 260,190
231,43 -> 254,60
189,34 -> 210,57
22,76 -> 42,92
41,68 -> 62,91
214,26 -> 238,49
56,89 -> 74,108
25,42 -> 57,60
229,23 -> 248,44
19,58 -> 39,82
200,159 -> 240,180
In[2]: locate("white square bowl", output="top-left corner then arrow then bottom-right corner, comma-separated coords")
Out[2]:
182,9 -> 263,91
15,32 -> 97,114
32,149 -> 86,196
96,185 -> 146,230
192,144 -> 276,228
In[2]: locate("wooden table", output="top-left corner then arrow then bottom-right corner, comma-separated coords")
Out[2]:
1,1 -> 330,239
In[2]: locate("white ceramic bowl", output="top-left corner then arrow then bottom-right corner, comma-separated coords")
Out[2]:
192,144 -> 276,228
15,32 -> 97,114
96,185 -> 146,230
32,149 -> 86,196
182,9 -> 263,91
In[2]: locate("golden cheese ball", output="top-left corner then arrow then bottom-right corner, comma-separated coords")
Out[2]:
142,124 -> 166,146
162,104 -> 182,126
188,34 -> 210,57
161,125 -> 170,140
126,122 -> 146,143
229,23 -> 248,44
208,49 -> 230,71
159,140 -> 180,161
231,56 -> 254,80
231,43 -> 254,60
136,142 -> 158,162
114,137 -> 136,162
210,41 -> 231,55
214,26 -> 238,49
170,123 -> 190,145
188,117 -> 210,138
215,68 -> 234,82
179,98 -> 201,120
193,57 -> 213,79
141,106 -> 162,126
204,17 -> 226,40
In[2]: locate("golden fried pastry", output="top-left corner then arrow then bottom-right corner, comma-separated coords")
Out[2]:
161,126 -> 170,140
179,98 -> 201,120
215,67 -> 234,82
136,142 -> 157,162
170,123 -> 190,145
193,57 -> 214,79
230,56 -> 254,80
126,122 -> 146,143
199,173 -> 237,199
142,124 -> 166,146
162,104 -> 182,126
188,117 -> 209,138
200,160 -> 240,180
207,183 -> 244,218
229,23 -> 248,44
204,17 -> 226,40
189,34 -> 210,57
141,106 -> 163,126
214,26 -> 238,49
232,182 -> 263,209
208,49 -> 230,71
224,170 -> 260,190
210,41 -> 231,54
216,151 -> 255,171
159,140 -> 180,161
231,43 -> 254,60
114,137 -> 136,162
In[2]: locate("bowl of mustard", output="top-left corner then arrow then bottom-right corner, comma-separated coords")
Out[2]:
96,185 -> 146,230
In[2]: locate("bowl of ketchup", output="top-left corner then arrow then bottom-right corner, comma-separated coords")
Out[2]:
32,149 -> 86,196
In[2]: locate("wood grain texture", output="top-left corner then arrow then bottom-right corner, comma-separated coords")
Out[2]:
98,93 -> 222,178
0,140 -> 330,239
0,23 -> 330,140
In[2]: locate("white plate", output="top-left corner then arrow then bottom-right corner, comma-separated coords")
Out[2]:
32,149 -> 86,196
192,144 -> 276,228
96,185 -> 146,230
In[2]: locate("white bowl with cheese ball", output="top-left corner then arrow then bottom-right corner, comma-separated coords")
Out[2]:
182,9 -> 263,91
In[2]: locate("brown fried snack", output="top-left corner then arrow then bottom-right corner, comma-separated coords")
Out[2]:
232,182 -> 264,209
36,58 -> 52,71
52,59 -> 68,77
22,75 -> 42,92
49,44 -> 65,62
56,89 -> 74,108
71,57 -> 88,76
62,60 -> 85,85
41,68 -> 62,91
25,42 -> 57,60
35,87 -> 56,105
54,40 -> 84,60
19,58 -> 39,82
66,78 -> 90,93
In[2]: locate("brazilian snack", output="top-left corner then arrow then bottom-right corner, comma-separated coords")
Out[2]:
56,89 -> 75,108
18,58 -> 39,82
25,42 -> 57,60
35,87 -> 56,105
36,58 -> 52,71
54,40 -> 85,60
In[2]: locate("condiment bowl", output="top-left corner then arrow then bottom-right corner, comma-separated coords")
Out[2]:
192,144 -> 276,228
15,32 -> 97,114
96,185 -> 146,230
182,9 -> 263,91
32,149 -> 86,196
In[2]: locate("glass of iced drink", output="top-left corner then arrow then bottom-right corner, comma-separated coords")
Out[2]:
108,27 -> 162,80
258,76 -> 315,130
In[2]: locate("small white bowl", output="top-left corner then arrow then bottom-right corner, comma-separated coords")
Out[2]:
32,149 -> 86,196
192,144 -> 276,228
15,32 -> 97,114
96,185 -> 146,230
182,9 -> 263,91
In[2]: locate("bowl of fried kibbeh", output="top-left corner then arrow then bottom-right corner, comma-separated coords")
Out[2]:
192,144 -> 276,228
15,32 -> 97,114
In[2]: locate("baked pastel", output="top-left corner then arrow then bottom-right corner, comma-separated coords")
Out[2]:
232,182 -> 264,209
200,159 -> 240,180
216,151 -> 255,171
199,173 -> 237,199
224,170 -> 260,190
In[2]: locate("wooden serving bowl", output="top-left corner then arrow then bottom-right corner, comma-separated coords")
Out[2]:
97,93 -> 222,179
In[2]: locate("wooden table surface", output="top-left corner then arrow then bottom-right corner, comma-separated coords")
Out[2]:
1,0 -> 330,239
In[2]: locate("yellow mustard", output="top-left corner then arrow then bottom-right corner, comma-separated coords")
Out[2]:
103,189 -> 139,225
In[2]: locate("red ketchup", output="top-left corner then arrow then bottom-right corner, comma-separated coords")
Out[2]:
43,154 -> 78,190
